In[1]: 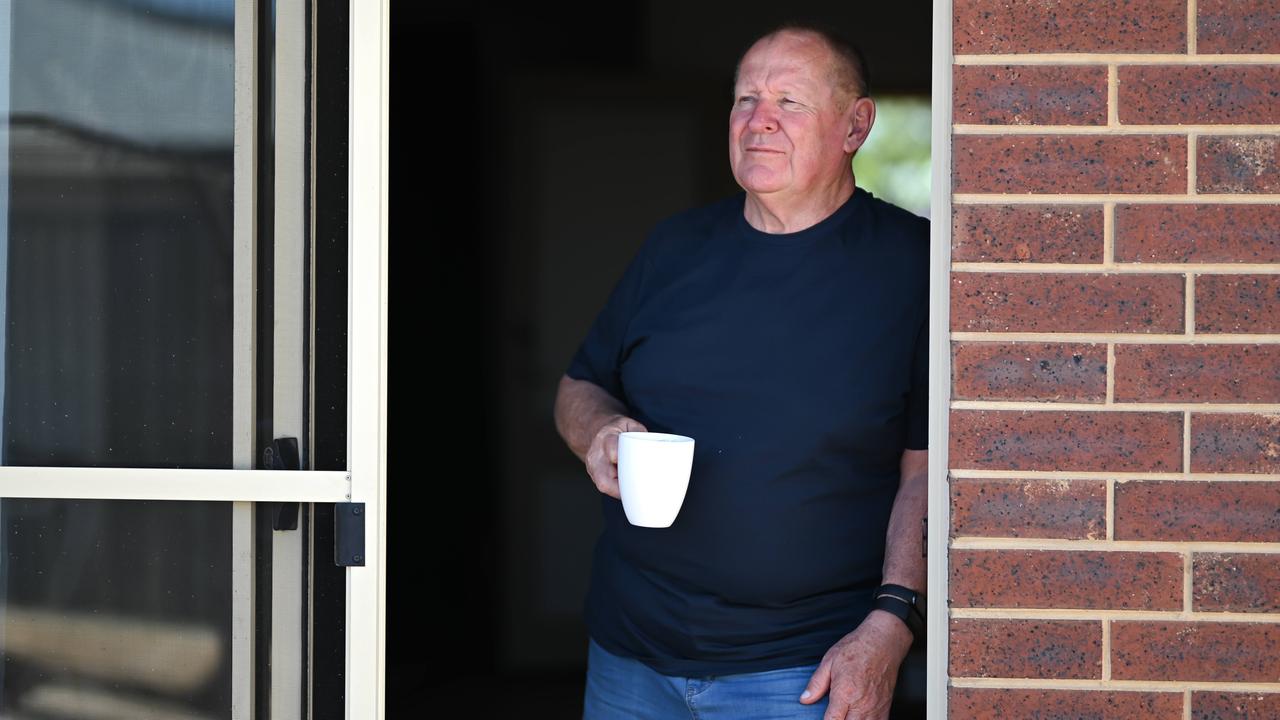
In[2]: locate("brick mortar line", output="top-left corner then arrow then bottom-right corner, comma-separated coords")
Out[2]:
950,332 -> 1280,344
1105,343 -> 1115,405
954,194 -> 1280,204
951,610 -> 1280,624
1102,619 -> 1112,680
1104,481 -> 1115,544
1188,132 -> 1198,195
1184,410 -> 1193,475
1184,689 -> 1192,720
952,263 -> 1280,273
1185,274 -> 1196,335
1183,552 -> 1194,614
954,125 -> 1280,135
954,54 -> 1280,65
1188,0 -> 1197,55
952,401 -> 1280,412
951,538 -> 1280,552
950,677 -> 1280,692
1108,65 -> 1119,128
949,468 -> 1278,481
1103,202 -> 1115,267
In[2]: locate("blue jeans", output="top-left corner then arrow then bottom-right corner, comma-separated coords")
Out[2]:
583,638 -> 828,720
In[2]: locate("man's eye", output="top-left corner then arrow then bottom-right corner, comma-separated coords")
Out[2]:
737,96 -> 755,105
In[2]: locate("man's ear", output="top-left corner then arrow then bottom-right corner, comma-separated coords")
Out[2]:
842,97 -> 876,155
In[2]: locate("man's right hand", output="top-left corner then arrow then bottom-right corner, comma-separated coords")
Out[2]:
585,415 -> 648,498
553,375 -> 647,497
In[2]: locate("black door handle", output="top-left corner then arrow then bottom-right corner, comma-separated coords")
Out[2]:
263,437 -> 301,530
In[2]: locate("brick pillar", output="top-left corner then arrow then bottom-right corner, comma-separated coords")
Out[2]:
947,1 -> 1280,717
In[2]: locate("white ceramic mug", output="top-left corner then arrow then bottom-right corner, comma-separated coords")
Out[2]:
617,432 -> 695,528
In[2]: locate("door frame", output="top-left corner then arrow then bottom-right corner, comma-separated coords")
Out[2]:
344,0 -> 388,717
0,0 -> 388,716
926,0 -> 953,717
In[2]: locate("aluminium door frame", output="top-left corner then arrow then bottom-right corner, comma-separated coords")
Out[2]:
926,0 -> 953,717
344,0 -> 388,717
0,0 -> 387,717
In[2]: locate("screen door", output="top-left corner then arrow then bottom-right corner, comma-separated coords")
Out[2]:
0,0 -> 380,718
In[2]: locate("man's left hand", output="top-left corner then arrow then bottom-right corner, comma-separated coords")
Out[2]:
798,609 -> 913,720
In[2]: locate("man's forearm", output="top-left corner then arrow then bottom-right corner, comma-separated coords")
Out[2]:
554,375 -> 631,462
804,453 -> 928,712
880,454 -> 929,592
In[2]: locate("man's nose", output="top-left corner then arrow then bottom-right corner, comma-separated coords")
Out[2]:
747,104 -> 778,133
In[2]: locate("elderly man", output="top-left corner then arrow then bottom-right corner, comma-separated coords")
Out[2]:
554,23 -> 928,720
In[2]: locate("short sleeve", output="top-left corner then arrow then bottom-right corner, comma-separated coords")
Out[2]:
904,315 -> 928,450
564,240 -> 650,402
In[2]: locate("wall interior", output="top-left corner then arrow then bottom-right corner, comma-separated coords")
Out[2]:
948,0 -> 1280,717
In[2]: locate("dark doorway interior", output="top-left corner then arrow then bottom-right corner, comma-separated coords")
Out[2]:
390,2 -> 931,715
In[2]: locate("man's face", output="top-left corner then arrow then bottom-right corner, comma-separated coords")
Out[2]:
729,32 -> 862,201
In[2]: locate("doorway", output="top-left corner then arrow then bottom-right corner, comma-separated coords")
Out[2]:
390,2 -> 932,715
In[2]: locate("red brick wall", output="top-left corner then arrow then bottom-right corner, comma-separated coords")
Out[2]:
948,1 -> 1280,717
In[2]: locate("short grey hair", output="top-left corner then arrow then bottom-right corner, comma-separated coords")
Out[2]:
734,23 -> 871,101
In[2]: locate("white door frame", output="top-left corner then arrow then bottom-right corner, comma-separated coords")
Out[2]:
344,0 -> 389,717
0,0 -> 388,716
926,0 -> 954,717
232,0 -> 260,710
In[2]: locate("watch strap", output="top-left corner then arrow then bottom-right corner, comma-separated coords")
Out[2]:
873,584 -> 925,639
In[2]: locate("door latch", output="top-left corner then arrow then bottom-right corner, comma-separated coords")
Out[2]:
263,437 -> 301,530
335,503 -> 365,567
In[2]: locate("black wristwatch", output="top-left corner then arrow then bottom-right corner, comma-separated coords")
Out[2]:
872,583 -> 926,640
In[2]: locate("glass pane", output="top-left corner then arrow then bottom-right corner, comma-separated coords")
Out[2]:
3,0 -> 235,468
0,2 -> 238,717
0,499 -> 231,719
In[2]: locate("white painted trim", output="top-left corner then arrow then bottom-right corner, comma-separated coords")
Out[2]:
305,502 -> 317,718
232,1 -> 258,716
231,501 -> 255,720
346,0 -> 389,718
271,524 -> 304,720
305,5 -> 319,715
306,0 -> 320,472
275,0 -> 306,446
272,0 -> 308,716
928,0 -> 953,716
0,468 -> 349,501
233,0 -> 257,474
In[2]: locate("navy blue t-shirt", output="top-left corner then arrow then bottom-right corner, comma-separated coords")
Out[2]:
566,187 -> 929,676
